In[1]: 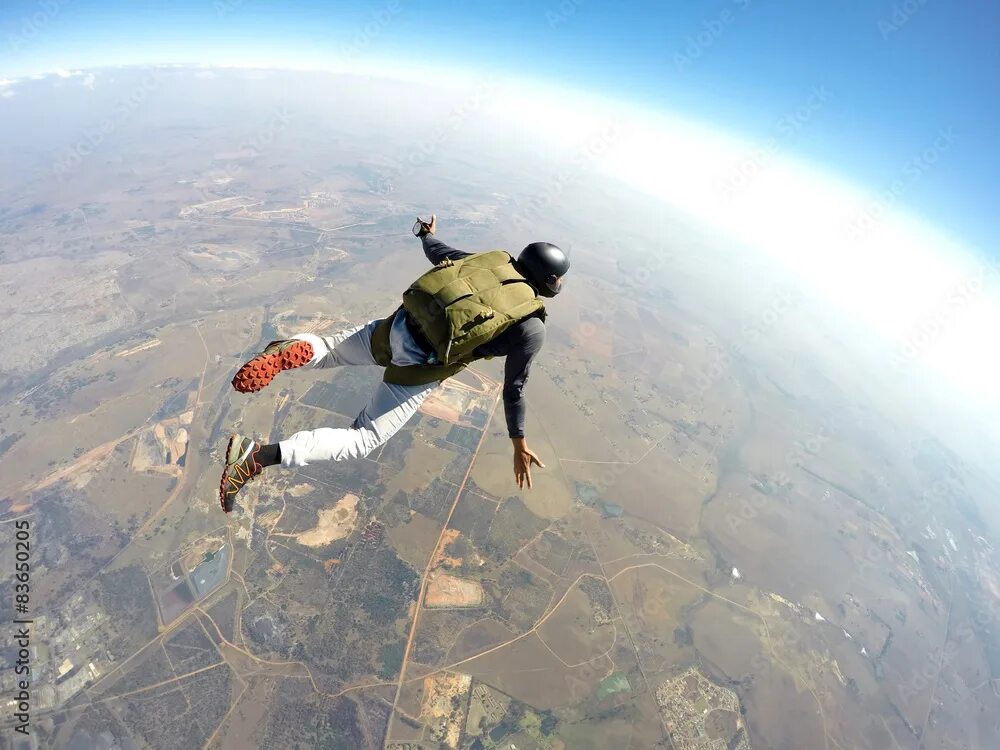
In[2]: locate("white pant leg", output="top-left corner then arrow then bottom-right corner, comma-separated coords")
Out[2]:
279,379 -> 438,466
289,319 -> 381,369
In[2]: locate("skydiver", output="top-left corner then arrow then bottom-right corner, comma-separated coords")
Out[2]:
218,215 -> 570,513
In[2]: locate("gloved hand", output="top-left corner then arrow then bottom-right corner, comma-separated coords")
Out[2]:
413,214 -> 436,237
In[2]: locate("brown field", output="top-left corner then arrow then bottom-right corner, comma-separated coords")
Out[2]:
739,664 -> 826,750
392,677 -> 428,739
384,435 -> 455,498
565,451 -> 706,538
425,571 -> 485,608
182,534 -> 227,570
0,319 -> 210,497
609,565 -> 704,678
287,482 -> 314,498
418,378 -> 481,424
459,632 -> 612,709
555,694 -> 668,750
420,672 -> 473,749
445,618 -> 519,664
131,418 -> 190,474
468,410 -> 574,519
387,511 -> 442,569
536,581 -> 616,667
602,552 -> 710,596
75,451 -> 178,525
238,381 -> 295,442
116,338 -> 162,357
692,597 -> 768,678
583,515 -> 646,563
286,492 -> 359,547
434,528 -> 467,568
569,320 -> 615,358
386,711 -> 425,745
528,367 -> 620,462
215,677 -> 282,749
514,551 -> 562,586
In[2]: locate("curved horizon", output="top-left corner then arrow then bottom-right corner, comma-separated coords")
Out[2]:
3,59 -> 997,425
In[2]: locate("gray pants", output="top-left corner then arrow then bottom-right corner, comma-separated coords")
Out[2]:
277,321 -> 438,467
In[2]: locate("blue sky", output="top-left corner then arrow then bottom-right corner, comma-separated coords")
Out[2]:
1,0 -> 996,250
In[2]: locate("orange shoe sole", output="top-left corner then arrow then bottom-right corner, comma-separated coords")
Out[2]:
231,340 -> 314,393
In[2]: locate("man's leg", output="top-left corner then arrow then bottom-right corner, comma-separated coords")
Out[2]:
232,320 -> 382,392
279,379 -> 437,465
221,319 -> 418,511
288,319 -> 382,369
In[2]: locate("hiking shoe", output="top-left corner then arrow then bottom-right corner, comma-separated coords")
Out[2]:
232,339 -> 314,393
219,433 -> 263,513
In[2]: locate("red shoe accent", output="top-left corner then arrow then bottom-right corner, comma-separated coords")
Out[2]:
231,340 -> 314,393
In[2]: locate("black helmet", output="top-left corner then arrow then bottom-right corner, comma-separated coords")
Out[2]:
516,242 -> 570,297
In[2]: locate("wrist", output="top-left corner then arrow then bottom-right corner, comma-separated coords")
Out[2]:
511,437 -> 527,450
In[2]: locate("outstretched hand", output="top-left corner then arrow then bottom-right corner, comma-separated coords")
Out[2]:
513,438 -> 545,489
414,214 -> 436,237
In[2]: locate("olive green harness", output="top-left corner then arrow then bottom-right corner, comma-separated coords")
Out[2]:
371,250 -> 545,386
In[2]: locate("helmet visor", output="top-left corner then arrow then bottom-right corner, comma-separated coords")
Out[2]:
541,274 -> 564,297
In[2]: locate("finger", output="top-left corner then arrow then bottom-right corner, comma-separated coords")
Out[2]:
530,455 -> 545,468
525,468 -> 532,489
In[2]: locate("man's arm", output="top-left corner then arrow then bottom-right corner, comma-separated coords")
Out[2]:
422,234 -> 472,264
500,322 -> 544,440
414,214 -> 472,264
497,318 -> 546,488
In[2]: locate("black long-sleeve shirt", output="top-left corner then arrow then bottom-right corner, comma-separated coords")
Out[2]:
420,234 -> 545,439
